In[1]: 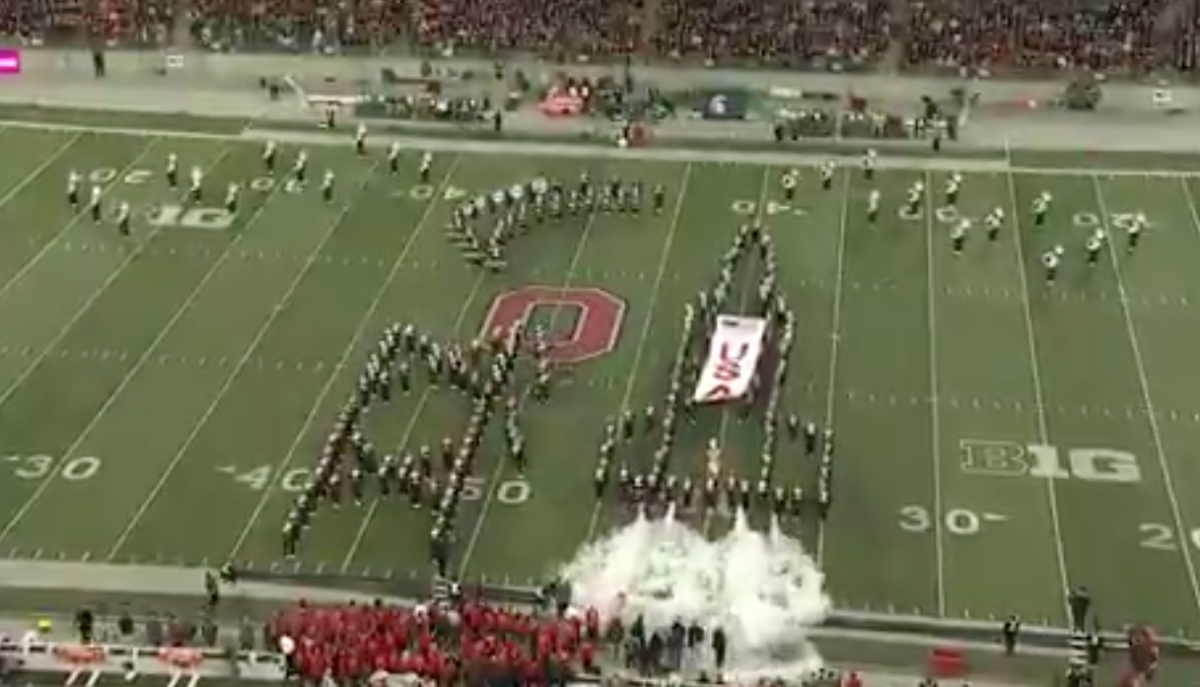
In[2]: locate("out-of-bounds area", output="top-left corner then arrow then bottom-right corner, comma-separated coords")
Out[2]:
6,119 -> 1200,640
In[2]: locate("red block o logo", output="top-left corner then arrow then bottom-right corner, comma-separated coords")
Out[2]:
479,286 -> 625,364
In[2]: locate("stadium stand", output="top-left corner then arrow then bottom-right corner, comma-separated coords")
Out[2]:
1,0 -> 1196,74
411,0 -> 642,58
904,0 -> 1197,75
651,0 -> 891,69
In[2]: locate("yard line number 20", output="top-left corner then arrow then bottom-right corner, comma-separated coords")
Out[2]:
1139,523 -> 1200,553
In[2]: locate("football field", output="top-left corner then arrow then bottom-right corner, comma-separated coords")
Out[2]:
4,120 -> 1200,638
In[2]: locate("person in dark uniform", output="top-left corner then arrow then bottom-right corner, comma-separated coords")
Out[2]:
1068,586 -> 1091,632
1002,615 -> 1020,654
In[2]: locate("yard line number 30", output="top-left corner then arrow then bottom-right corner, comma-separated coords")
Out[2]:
2,454 -> 102,482
899,505 -> 983,536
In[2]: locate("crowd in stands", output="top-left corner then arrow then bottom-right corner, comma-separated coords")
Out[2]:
904,0 -> 1195,75
2,0 -> 1196,75
651,0 -> 891,69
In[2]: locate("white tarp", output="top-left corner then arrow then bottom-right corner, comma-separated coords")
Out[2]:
692,315 -> 767,404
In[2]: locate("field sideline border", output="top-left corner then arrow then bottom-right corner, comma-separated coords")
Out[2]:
1,116 -> 1199,178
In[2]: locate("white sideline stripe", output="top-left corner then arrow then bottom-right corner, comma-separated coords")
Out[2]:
1091,174 -> 1200,620
100,162 -> 319,560
455,169 -> 608,578
225,155 -> 464,562
1005,170 -> 1072,623
580,162 -> 694,544
814,170 -> 851,566
0,135 -> 159,308
0,142 -> 230,548
922,171 -> 946,617
339,171 -> 484,574
5,115 -> 1200,178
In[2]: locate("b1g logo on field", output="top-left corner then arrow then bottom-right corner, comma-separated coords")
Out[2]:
480,286 -> 625,364
960,439 -> 1141,484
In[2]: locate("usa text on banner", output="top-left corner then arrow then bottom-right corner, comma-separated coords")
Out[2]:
692,314 -> 767,404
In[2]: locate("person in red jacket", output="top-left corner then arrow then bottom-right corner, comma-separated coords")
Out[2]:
584,607 -> 600,640
579,640 -> 596,673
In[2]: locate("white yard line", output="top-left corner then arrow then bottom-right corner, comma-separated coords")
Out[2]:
923,171 -> 947,617
581,163 -> 694,544
0,136 -> 160,308
0,143 -> 231,549
1004,171 -> 1072,623
339,269 -> 489,574
814,170 -> 851,566
0,131 -> 82,211
700,165 -> 772,538
225,156 -> 462,563
103,163 -> 362,561
455,185 -> 606,578
1091,173 -> 1200,618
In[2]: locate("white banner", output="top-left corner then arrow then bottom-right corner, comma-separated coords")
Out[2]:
692,315 -> 767,404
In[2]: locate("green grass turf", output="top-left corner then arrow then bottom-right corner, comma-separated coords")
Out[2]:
6,122 -> 1200,643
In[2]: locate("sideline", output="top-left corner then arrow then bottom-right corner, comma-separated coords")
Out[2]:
3,115 -> 1200,178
